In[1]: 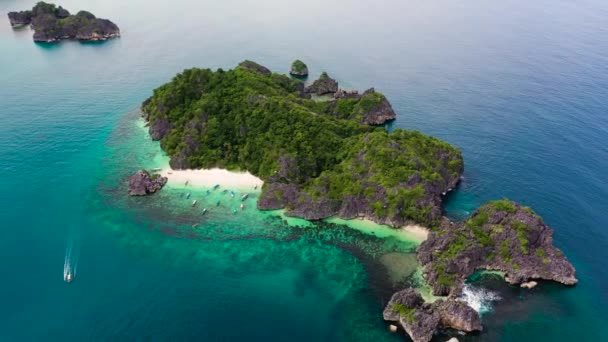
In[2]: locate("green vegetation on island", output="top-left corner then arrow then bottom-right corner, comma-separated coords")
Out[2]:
141,61 -> 463,227
290,59 -> 308,76
7,2 -> 120,42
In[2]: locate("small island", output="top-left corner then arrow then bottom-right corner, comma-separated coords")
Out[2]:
289,59 -> 309,77
138,60 -> 577,341
7,2 -> 120,43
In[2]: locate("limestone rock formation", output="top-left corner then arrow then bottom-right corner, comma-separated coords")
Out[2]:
128,170 -> 167,196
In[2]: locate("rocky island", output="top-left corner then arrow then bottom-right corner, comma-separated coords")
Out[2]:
128,170 -> 167,196
141,60 -> 452,227
139,60 -> 577,341
289,59 -> 309,77
7,2 -> 120,43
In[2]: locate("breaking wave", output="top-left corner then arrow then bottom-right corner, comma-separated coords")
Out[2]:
459,284 -> 501,314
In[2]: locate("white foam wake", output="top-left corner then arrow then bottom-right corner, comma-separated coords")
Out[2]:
63,240 -> 78,281
459,284 -> 501,314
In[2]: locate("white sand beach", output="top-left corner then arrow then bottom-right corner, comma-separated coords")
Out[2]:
401,224 -> 430,241
159,167 -> 263,191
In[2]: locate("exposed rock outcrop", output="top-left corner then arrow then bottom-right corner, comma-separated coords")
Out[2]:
289,59 -> 308,77
383,288 -> 481,342
128,170 -> 167,196
417,200 -> 578,296
7,2 -> 120,42
238,60 -> 272,76
358,88 -> 397,125
7,11 -> 32,27
305,72 -> 338,95
258,130 -> 463,227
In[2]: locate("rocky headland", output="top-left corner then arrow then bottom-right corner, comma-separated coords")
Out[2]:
417,200 -> 577,296
128,170 -> 167,196
7,2 -> 120,43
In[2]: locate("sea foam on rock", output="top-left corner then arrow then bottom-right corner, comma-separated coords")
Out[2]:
383,288 -> 481,342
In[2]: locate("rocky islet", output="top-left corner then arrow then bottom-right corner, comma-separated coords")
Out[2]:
7,2 -> 120,43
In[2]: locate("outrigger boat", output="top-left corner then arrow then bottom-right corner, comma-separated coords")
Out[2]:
186,193 -> 191,199
191,200 -> 197,207
241,193 -> 249,201
230,191 -> 235,198
213,184 -> 220,190
240,203 -> 244,210
202,208 -> 208,215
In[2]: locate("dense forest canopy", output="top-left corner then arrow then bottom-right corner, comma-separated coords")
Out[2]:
142,61 -> 463,227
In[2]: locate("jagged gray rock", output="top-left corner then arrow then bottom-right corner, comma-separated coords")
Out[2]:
128,170 -> 167,196
359,88 -> 397,125
417,200 -> 578,296
305,72 -> 338,95
383,288 -> 482,342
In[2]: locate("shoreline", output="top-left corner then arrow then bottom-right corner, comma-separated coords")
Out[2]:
324,217 -> 430,244
158,167 -> 263,191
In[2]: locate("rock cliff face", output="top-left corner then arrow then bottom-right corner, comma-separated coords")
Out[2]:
417,200 -> 578,296
359,88 -> 397,125
258,130 -> 463,228
305,72 -> 338,95
128,170 -> 167,196
7,2 -> 120,42
383,288 -> 481,342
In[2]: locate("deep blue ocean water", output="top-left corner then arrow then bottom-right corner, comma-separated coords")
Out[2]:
1,0 -> 607,340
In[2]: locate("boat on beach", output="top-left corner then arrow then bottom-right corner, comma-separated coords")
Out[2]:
213,184 -> 220,190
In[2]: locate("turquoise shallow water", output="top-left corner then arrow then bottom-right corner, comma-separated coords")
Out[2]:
1,0 -> 607,340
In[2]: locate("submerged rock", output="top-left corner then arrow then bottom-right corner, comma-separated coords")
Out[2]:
521,280 -> 538,289
305,72 -> 338,95
289,59 -> 309,77
128,170 -> 167,196
7,2 -> 120,42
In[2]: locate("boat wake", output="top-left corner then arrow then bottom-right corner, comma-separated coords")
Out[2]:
459,284 -> 501,314
63,240 -> 79,283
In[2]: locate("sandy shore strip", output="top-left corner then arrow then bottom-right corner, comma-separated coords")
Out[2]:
158,167 -> 263,191
401,224 -> 430,241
